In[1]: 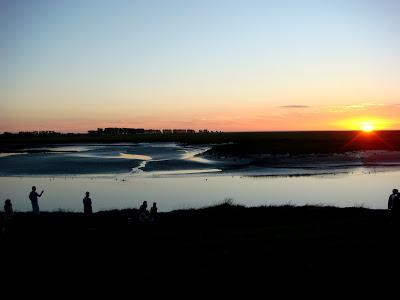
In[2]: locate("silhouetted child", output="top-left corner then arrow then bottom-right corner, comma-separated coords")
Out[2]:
4,199 -> 13,218
139,201 -> 149,222
2,199 -> 13,233
83,192 -> 93,215
29,186 -> 44,215
150,202 -> 158,221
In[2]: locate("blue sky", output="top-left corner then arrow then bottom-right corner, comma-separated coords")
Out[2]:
1,0 -> 399,131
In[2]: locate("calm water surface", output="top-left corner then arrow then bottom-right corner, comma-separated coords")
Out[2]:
0,169 -> 398,212
0,143 -> 398,211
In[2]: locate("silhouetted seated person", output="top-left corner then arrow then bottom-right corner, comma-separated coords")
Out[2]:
29,186 -> 44,215
150,202 -> 158,222
83,192 -> 93,215
388,189 -> 400,216
138,201 -> 150,222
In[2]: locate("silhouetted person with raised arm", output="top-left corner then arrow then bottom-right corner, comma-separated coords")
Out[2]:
83,192 -> 93,215
150,202 -> 158,221
138,201 -> 149,222
29,186 -> 44,215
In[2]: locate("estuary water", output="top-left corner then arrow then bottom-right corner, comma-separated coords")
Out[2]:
0,143 -> 398,211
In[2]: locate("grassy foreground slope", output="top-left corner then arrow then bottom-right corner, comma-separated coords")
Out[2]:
1,204 -> 399,285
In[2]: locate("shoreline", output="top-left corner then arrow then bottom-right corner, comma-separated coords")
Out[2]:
3,142 -> 400,176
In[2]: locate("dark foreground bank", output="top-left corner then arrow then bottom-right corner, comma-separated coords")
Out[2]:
1,204 -> 399,289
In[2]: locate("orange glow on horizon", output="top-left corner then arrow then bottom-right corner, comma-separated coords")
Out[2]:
338,118 -> 392,132
2,106 -> 400,133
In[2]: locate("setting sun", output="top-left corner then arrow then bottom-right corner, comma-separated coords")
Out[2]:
361,122 -> 375,132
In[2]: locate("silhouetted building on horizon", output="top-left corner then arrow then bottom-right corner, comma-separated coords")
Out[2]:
88,128 -> 146,135
0,127 -> 222,136
86,127 -> 212,135
173,129 -> 187,134
144,129 -> 162,134
17,131 -> 61,136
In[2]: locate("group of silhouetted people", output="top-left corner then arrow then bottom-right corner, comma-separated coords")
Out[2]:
27,186 -> 93,216
138,201 -> 158,222
29,186 -> 91,216
4,186 -> 400,218
3,186 -> 400,218
2,186 -> 158,229
2,185 -> 400,235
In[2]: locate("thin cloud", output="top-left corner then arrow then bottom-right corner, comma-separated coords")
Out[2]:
328,102 -> 386,113
279,105 -> 310,109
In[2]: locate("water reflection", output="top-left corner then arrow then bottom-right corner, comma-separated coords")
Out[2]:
0,143 -> 214,175
0,169 -> 395,212
1,143 -> 398,212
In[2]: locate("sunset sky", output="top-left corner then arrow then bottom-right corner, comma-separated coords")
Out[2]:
1,0 -> 400,132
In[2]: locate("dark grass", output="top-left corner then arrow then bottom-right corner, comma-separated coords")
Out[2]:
1,204 -> 399,288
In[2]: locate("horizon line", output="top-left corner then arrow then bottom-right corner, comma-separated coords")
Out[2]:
3,129 -> 400,135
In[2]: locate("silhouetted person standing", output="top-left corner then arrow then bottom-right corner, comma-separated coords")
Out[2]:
150,202 -> 158,221
4,199 -> 13,218
139,201 -> 148,214
83,192 -> 93,215
388,188 -> 400,227
388,189 -> 400,228
2,199 -> 13,233
388,189 -> 399,212
29,186 -> 44,215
